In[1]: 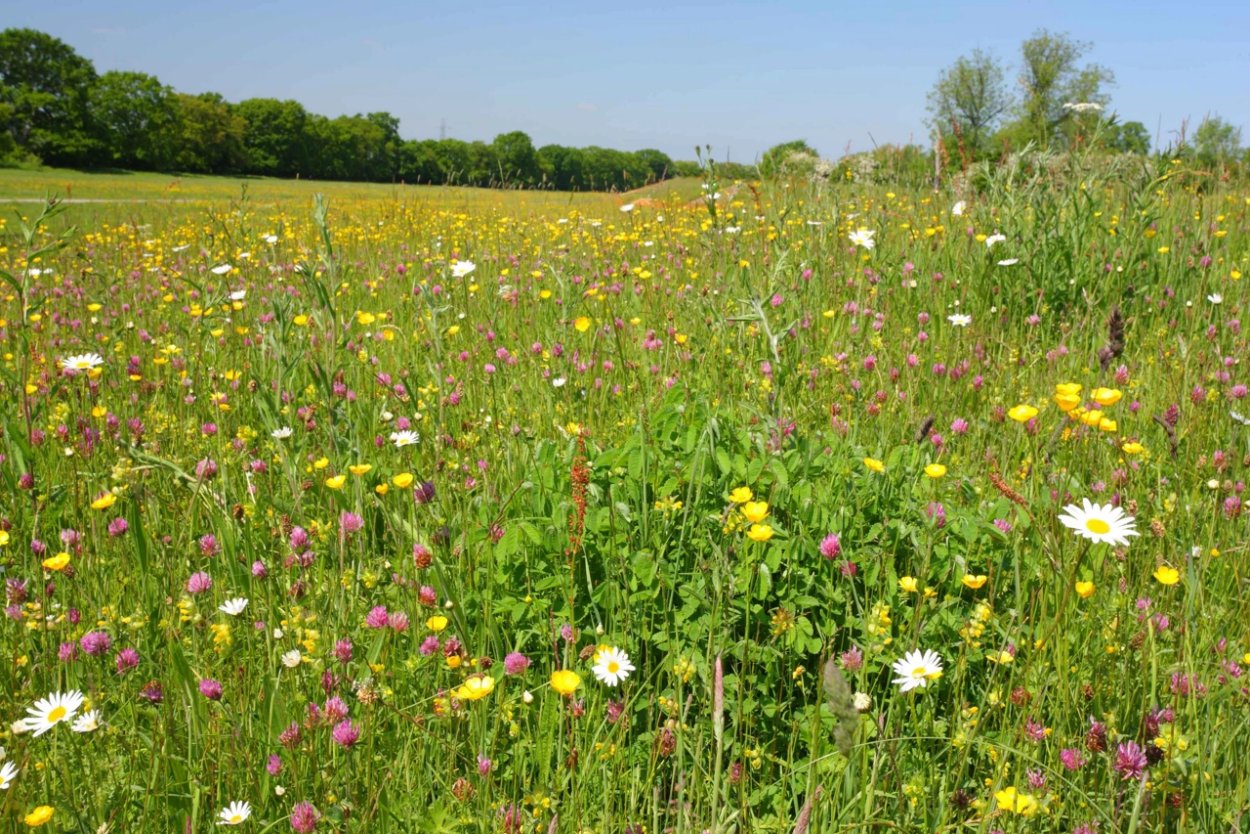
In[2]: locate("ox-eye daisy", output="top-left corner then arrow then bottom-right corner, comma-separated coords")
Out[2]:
24,690 -> 85,736
1058,499 -> 1138,546
592,646 -> 635,687
217,801 -> 252,825
891,649 -> 943,692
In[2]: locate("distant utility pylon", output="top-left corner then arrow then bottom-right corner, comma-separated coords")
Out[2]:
440,119 -> 447,140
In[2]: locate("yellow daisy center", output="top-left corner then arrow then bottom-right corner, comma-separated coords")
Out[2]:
48,705 -> 67,722
608,661 -> 620,673
913,666 -> 927,677
229,814 -> 242,823
1085,518 -> 1111,535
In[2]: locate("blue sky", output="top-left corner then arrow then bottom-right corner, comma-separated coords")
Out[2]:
4,0 -> 1247,160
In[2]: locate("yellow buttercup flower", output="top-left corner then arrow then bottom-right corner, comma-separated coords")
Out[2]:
1091,387 -> 1123,407
325,474 -> 347,490
392,472 -> 414,488
454,675 -> 495,701
1054,392 -> 1081,412
961,574 -> 987,590
91,492 -> 118,511
42,552 -> 71,572
746,524 -> 774,543
426,615 -> 448,632
898,576 -> 919,593
1007,404 -> 1038,423
994,786 -> 1039,816
728,486 -> 753,504
863,457 -> 885,473
741,501 -> 769,523
24,806 -> 55,828
1075,581 -> 1096,598
551,669 -> 582,696
1079,409 -> 1104,427
574,316 -> 591,333
1153,565 -> 1180,586
348,464 -> 372,476
924,463 -> 946,479
1121,441 -> 1144,454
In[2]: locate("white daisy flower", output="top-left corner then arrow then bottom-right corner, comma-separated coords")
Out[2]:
997,258 -> 1019,266
1208,293 -> 1223,305
217,801 -> 252,826
24,690 -> 85,736
271,427 -> 293,440
390,430 -> 420,448
591,646 -> 635,687
263,234 -> 279,244
0,760 -> 18,790
60,353 -> 105,372
450,260 -> 476,278
620,203 -> 635,212
951,200 -> 966,216
1058,499 -> 1139,546
891,649 -> 943,693
947,313 -> 972,327
281,650 -> 303,668
229,290 -> 247,301
985,233 -> 1007,249
71,710 -> 101,733
211,264 -> 233,276
848,228 -> 876,250
219,598 -> 249,617
552,377 -> 566,388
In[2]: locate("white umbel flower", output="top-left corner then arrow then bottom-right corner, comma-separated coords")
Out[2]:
1058,499 -> 1139,546
891,649 -> 943,693
450,260 -> 476,278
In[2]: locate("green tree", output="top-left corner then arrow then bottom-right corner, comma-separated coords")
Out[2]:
172,92 -> 247,174
491,130 -> 538,185
465,141 -> 498,186
364,111 -> 401,180
433,139 -> 472,184
1012,30 -> 1114,148
759,139 -> 819,178
1100,118 -> 1150,155
398,139 -> 446,184
536,144 -> 585,190
633,148 -> 673,183
926,50 -> 1010,156
89,70 -> 179,169
1192,116 -> 1242,165
0,28 -> 97,165
236,98 -> 309,177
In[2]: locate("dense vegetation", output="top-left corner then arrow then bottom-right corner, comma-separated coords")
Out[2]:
0,147 -> 1247,832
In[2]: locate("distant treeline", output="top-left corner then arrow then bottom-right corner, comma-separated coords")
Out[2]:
0,28 -> 750,190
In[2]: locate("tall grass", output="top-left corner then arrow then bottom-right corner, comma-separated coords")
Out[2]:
0,160 -> 1247,833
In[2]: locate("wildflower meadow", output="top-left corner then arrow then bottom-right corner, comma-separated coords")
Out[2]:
1,152 -> 1249,834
